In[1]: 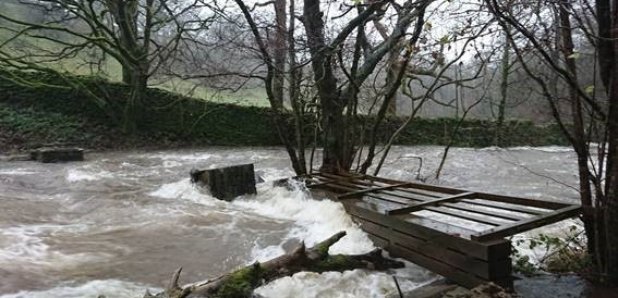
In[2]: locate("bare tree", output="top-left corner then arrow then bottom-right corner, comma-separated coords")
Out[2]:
485,0 -> 618,285
0,0 -> 212,131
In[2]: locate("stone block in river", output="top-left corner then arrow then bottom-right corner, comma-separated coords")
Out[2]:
190,163 -> 257,201
30,147 -> 84,163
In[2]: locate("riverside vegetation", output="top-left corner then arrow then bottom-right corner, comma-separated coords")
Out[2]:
0,71 -> 568,153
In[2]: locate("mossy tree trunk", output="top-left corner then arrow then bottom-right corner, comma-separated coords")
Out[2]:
144,231 -> 404,298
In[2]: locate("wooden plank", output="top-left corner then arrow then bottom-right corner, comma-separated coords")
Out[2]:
460,199 -> 547,215
313,175 -> 530,228
337,182 -> 413,199
387,244 -> 485,288
321,173 -> 452,198
372,187 -> 540,221
471,205 -> 582,241
362,173 -> 571,210
356,218 -> 511,279
401,214 -> 478,238
365,232 -> 389,248
422,207 -> 510,226
362,174 -> 463,194
345,203 -> 510,260
354,200 -> 479,237
317,172 -> 554,218
440,202 -> 530,221
475,192 -> 570,210
388,192 -> 476,215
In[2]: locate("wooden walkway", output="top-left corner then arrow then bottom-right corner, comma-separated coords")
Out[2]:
303,172 -> 581,289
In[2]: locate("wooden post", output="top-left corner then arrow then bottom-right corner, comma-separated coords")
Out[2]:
190,164 -> 257,201
30,148 -> 84,163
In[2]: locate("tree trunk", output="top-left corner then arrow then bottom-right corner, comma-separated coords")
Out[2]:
287,0 -> 307,175
303,0 -> 345,173
495,30 -> 510,146
144,231 -> 404,298
602,1 -> 618,285
557,0 -> 597,266
272,0 -> 287,106
385,44 -> 404,116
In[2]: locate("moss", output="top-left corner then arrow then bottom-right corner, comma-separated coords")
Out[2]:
312,242 -> 332,257
310,255 -> 361,273
214,264 -> 264,298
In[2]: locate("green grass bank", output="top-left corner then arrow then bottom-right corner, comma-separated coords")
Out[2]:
0,71 -> 568,152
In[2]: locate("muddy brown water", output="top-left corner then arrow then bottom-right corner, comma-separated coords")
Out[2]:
0,146 -> 582,297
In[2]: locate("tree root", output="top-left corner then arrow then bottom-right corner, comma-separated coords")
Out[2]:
144,231 -> 405,298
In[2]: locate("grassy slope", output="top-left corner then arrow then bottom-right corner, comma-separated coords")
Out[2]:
0,70 -> 568,153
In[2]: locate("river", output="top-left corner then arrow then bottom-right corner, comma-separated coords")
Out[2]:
0,146 -> 582,297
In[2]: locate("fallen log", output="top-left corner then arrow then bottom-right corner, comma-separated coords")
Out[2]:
144,231 -> 405,298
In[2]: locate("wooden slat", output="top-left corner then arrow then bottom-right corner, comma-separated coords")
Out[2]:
356,218 -> 511,279
441,202 -> 530,221
388,192 -> 476,215
312,172 -> 580,241
318,173 -> 558,216
355,200 -> 477,237
321,173 -> 451,198
362,173 -> 571,210
337,182 -> 412,199
315,177 -> 526,226
471,205 -> 582,242
387,244 -> 486,288
422,207 -> 510,226
460,199 -> 547,215
474,192 -> 570,210
345,202 -> 511,260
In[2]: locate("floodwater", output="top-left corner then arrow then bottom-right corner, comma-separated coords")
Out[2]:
0,146 -> 583,297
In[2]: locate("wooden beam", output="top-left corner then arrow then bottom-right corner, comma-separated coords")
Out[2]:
422,206 -> 509,226
316,177 -> 531,223
460,199 -> 547,215
337,182 -> 413,199
439,202 -> 529,221
356,218 -> 510,279
362,173 -> 571,210
471,205 -> 582,242
388,192 -> 476,215
345,203 -> 511,260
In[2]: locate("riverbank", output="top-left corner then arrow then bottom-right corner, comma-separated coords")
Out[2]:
0,71 -> 568,153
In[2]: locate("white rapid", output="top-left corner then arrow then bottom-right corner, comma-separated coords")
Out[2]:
0,146 -> 582,297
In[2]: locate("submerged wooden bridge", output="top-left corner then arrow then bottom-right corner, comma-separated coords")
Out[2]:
302,172 -> 581,289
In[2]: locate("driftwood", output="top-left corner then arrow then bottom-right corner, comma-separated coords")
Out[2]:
144,231 -> 404,298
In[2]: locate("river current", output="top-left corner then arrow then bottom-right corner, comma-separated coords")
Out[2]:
0,146 -> 581,297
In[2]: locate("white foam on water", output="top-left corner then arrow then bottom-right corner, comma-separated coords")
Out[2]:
149,152 -> 215,161
0,280 -> 152,298
254,270 -> 430,298
249,243 -> 286,263
234,182 -> 375,255
66,167 -> 115,182
0,224 -> 107,268
0,169 -> 38,175
503,146 -> 574,153
162,160 -> 182,168
148,178 -> 224,208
